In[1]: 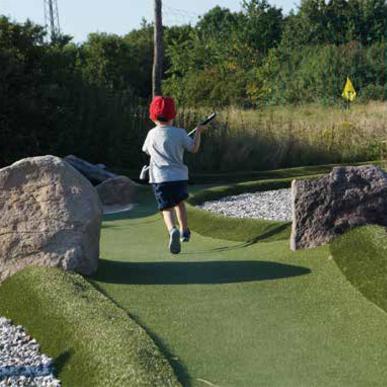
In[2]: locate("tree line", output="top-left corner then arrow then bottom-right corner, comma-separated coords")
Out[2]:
164,0 -> 386,106
0,0 -> 385,168
0,17 -> 153,168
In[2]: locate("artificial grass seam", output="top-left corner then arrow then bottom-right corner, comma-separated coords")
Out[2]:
88,278 -> 191,386
331,225 -> 387,313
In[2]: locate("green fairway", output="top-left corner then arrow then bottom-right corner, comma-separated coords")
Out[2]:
93,189 -> 387,387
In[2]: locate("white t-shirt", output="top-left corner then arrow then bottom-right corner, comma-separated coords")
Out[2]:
142,125 -> 195,184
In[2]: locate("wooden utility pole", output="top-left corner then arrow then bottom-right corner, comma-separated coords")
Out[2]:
152,0 -> 164,97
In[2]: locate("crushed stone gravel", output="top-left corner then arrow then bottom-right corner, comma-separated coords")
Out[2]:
0,317 -> 61,387
198,189 -> 292,222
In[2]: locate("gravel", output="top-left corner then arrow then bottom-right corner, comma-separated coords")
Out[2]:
0,317 -> 61,387
198,189 -> 292,222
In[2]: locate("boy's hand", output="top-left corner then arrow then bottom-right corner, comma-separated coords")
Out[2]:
197,124 -> 207,133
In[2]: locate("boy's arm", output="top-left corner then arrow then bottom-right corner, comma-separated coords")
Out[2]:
191,125 -> 206,154
182,125 -> 206,153
142,133 -> 150,155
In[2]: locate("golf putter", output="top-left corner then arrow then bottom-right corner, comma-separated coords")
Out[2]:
188,112 -> 217,136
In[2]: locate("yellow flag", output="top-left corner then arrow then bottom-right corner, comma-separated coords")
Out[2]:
342,77 -> 356,102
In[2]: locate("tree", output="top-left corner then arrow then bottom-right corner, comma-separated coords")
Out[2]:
281,0 -> 387,47
241,0 -> 283,57
196,6 -> 241,39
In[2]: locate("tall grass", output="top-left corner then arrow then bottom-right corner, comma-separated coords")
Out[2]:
174,101 -> 386,172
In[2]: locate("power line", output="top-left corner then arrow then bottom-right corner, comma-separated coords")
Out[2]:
162,3 -> 201,26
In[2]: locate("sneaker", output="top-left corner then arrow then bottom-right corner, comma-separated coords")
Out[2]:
181,229 -> 191,242
169,228 -> 181,254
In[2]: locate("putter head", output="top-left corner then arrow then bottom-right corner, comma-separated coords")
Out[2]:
200,112 -> 217,126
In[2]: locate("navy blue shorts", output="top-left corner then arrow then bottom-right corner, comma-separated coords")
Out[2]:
152,181 -> 189,211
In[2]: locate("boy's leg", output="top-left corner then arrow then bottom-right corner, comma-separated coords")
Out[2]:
175,201 -> 188,231
175,201 -> 191,242
162,208 -> 181,254
162,208 -> 177,232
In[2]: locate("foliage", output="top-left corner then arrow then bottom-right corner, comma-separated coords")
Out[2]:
0,0 -> 386,170
164,0 -> 386,107
0,16 -> 151,168
281,0 -> 387,47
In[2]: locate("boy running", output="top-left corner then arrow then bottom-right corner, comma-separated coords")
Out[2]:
142,96 -> 206,254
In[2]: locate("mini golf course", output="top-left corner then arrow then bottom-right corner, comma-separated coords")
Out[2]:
93,177 -> 387,386
0,166 -> 386,386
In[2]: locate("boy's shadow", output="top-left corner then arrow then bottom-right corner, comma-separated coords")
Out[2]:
94,259 -> 311,285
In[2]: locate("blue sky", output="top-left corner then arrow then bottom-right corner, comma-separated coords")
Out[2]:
1,0 -> 298,43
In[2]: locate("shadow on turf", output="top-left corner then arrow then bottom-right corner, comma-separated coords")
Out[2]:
94,259 -> 311,285
54,350 -> 73,375
182,223 -> 291,255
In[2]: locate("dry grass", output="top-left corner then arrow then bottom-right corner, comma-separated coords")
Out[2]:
226,101 -> 386,130
177,101 -> 387,172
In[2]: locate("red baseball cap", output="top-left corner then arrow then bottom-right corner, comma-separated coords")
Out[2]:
149,96 -> 177,121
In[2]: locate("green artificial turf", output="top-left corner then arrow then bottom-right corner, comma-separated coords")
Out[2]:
93,188 -> 387,387
331,225 -> 387,312
0,267 -> 180,387
187,205 -> 291,243
1,162 -> 385,386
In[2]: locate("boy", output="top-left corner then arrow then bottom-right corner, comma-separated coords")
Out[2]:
142,96 -> 206,254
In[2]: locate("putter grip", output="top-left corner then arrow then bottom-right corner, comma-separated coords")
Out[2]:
200,112 -> 216,126
139,165 -> 150,181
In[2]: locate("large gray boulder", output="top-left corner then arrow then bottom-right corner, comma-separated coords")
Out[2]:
290,165 -> 387,250
96,176 -> 137,207
0,155 -> 103,282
